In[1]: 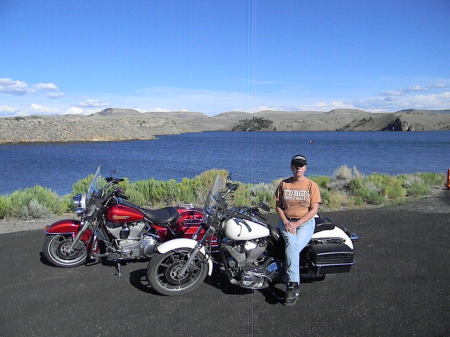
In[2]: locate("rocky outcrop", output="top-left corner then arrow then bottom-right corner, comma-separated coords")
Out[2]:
232,117 -> 275,131
338,110 -> 450,131
383,118 -> 416,131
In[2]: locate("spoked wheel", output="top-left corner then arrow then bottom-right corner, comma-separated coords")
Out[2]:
147,248 -> 208,296
43,235 -> 87,268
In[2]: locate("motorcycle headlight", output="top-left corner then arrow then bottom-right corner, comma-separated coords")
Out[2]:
74,207 -> 86,216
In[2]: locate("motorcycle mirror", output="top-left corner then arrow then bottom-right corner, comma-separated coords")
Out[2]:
259,203 -> 270,212
226,182 -> 238,191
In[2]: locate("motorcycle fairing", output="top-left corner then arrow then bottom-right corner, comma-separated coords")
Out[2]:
45,219 -> 92,242
156,238 -> 213,276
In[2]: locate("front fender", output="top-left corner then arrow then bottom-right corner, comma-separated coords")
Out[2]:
44,219 -> 92,242
157,238 -> 213,276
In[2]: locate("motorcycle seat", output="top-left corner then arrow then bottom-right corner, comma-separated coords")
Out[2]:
141,207 -> 179,225
314,216 -> 335,233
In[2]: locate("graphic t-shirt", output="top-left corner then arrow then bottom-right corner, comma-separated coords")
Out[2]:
274,177 -> 321,218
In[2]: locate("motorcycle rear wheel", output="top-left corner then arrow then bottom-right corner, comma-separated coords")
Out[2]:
147,248 -> 208,296
43,235 -> 87,268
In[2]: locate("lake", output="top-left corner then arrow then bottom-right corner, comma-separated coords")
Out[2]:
1,131 -> 449,195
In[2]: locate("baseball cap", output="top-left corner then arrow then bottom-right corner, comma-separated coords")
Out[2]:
291,154 -> 307,166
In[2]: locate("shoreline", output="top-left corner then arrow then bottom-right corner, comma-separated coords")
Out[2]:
1,129 -> 450,145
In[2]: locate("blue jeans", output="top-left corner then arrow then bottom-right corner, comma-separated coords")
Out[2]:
279,217 -> 315,284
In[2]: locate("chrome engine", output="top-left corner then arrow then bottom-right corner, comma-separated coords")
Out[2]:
105,221 -> 158,258
224,238 -> 281,289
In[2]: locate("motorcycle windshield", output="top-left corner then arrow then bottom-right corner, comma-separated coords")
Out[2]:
204,175 -> 226,217
86,166 -> 102,204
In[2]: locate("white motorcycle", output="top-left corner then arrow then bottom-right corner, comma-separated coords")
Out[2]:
146,175 -> 358,296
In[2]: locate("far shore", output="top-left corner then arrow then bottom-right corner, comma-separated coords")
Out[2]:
1,108 -> 449,144
1,129 -> 450,146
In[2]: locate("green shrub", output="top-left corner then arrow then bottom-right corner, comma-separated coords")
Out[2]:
72,174 -> 96,196
382,183 -> 407,200
323,191 -> 345,208
1,169 -> 444,219
0,196 -> 7,218
348,179 -> 385,205
334,165 -> 353,181
359,187 -> 385,205
333,165 -> 361,182
405,178 -> 431,197
5,185 -> 66,218
416,172 -> 445,186
129,179 -> 166,206
311,176 -> 330,189
348,176 -> 364,193
248,183 -> 275,207
232,184 -> 253,206
125,187 -> 147,206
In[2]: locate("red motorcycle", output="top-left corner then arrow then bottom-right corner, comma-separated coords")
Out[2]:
43,167 -> 208,274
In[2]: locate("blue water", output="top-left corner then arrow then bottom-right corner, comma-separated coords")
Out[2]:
0,131 -> 449,195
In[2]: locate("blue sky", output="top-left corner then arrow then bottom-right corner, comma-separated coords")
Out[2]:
1,0 -> 449,116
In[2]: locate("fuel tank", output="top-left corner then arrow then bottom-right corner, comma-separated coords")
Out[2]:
106,204 -> 145,223
222,218 -> 270,241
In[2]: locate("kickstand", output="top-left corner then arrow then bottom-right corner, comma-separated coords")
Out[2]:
115,262 -> 122,277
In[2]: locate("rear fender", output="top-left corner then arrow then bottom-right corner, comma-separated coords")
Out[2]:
45,219 -> 92,242
311,226 -> 354,249
156,238 -> 213,276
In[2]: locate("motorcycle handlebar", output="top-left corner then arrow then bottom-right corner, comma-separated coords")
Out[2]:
105,177 -> 125,184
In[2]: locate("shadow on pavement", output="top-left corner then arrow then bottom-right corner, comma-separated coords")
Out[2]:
129,268 -> 162,296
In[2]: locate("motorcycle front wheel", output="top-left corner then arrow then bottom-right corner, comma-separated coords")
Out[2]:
43,235 -> 87,268
147,248 -> 208,296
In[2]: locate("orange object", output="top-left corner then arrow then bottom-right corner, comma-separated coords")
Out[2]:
447,169 -> 450,189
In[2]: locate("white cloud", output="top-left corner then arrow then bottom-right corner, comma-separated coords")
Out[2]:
0,105 -> 19,115
66,106 -> 85,115
381,83 -> 448,97
0,78 -> 29,95
30,103 -> 58,114
77,98 -> 109,107
354,91 -> 450,111
33,82 -> 58,91
150,107 -> 190,112
301,101 -> 357,112
46,92 -> 64,99
152,107 -> 174,112
66,106 -> 100,115
0,78 -> 61,96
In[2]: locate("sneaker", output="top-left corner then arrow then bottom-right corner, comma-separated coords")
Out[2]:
284,282 -> 300,306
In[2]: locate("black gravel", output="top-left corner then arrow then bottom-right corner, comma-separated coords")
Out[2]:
0,192 -> 449,337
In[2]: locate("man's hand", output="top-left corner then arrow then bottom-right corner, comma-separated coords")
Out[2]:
285,221 -> 297,234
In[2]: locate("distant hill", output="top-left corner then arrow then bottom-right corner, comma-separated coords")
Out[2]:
94,108 -> 142,116
0,108 -> 449,143
396,109 -> 450,115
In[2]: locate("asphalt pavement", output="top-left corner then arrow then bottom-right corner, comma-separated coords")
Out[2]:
0,194 -> 449,337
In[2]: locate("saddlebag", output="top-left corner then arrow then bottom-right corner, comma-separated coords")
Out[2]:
308,243 -> 354,274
